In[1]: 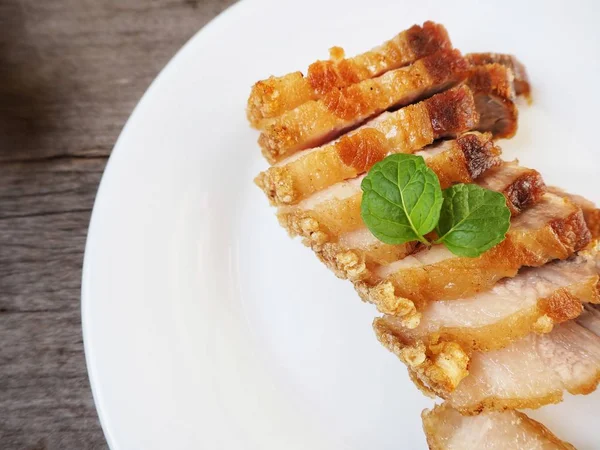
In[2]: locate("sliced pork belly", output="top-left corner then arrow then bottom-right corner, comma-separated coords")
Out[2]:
549,187 -> 600,238
373,246 -> 600,390
442,319 -> 600,412
255,86 -> 479,205
422,404 -> 575,450
277,133 -> 500,239
477,161 -> 545,215
375,244 -> 600,356
467,52 -> 531,98
247,22 -> 451,128
281,158 -> 546,286
358,194 -> 591,318
467,63 -> 518,138
258,49 -> 469,163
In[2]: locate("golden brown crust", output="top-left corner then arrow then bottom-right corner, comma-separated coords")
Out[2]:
275,133 -> 499,241
256,87 -> 479,205
549,187 -> 600,239
375,273 -> 600,371
277,194 -> 364,241
374,318 -> 470,392
368,196 -> 591,305
247,22 -> 452,128
455,132 -> 502,179
259,50 -> 469,163
422,404 -> 577,450
423,84 -> 479,138
467,63 -> 519,138
467,52 -> 531,99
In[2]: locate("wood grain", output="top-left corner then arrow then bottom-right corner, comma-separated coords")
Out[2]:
0,0 -> 236,448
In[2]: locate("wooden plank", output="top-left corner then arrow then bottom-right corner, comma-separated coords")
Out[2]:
0,0 -> 237,447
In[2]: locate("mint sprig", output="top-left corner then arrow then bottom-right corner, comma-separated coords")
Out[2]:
360,154 -> 442,245
360,154 -> 511,258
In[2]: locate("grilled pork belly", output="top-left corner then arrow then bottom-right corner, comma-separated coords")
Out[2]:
359,194 -> 591,314
441,319 -> 600,413
467,63 -> 518,138
422,404 -> 575,450
375,244 -> 600,351
277,133 -> 501,239
373,245 -> 600,390
477,161 -> 545,215
255,85 -> 479,205
247,22 -> 451,128
467,52 -> 531,98
281,158 -> 545,286
258,49 -> 469,163
549,187 -> 600,238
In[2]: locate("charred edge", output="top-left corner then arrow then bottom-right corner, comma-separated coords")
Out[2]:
420,49 -> 469,85
406,21 -> 452,59
550,206 -> 592,253
468,64 -> 516,100
504,170 -> 546,215
467,53 -> 531,97
455,132 -> 502,179
424,86 -> 479,138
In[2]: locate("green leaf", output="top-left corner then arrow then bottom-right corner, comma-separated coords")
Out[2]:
435,183 -> 511,257
360,154 -> 443,245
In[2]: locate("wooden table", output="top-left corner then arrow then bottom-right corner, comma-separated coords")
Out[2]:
0,1 -> 236,448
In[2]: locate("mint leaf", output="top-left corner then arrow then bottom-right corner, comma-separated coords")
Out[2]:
360,154 -> 443,245
435,183 -> 511,257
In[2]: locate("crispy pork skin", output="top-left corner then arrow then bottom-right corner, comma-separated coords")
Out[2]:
549,187 -> 600,238
247,22 -> 451,128
375,243 -> 600,352
442,319 -> 600,413
255,86 -> 479,205
373,245 -> 600,390
478,161 -> 545,215
276,133 -> 501,240
280,157 -> 547,289
467,52 -> 531,98
422,404 -> 575,450
360,194 -> 591,311
258,50 -> 469,163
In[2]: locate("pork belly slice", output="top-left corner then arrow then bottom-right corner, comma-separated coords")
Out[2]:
281,158 -> 545,284
467,63 -> 518,138
477,161 -> 545,215
549,186 -> 600,238
259,49 -> 469,163
247,21 -> 451,128
255,85 -> 479,205
467,52 -> 531,98
277,133 -> 501,239
375,244 -> 600,356
422,404 -> 575,450
441,319 -> 600,413
373,247 -> 600,389
358,194 -> 591,318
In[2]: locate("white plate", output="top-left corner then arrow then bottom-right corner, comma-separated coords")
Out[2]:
82,1 -> 600,448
